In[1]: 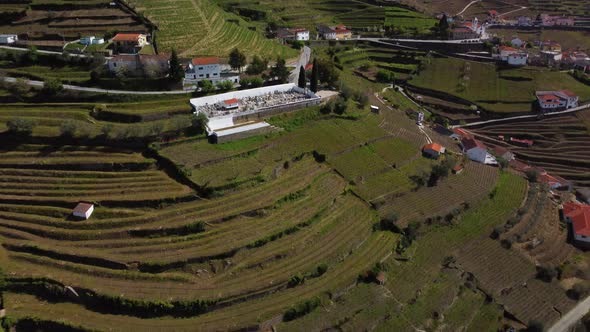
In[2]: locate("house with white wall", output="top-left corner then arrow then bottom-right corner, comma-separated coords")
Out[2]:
536,90 -> 578,111
184,57 -> 239,86
461,136 -> 497,165
277,28 -> 310,43
80,36 -> 105,45
0,34 -> 18,44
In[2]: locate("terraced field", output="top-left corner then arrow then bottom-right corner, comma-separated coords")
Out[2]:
471,111 -> 590,187
123,0 -> 296,58
0,142 -> 404,330
0,0 -> 148,49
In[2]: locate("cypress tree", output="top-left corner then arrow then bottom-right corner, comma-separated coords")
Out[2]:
168,48 -> 183,82
310,58 -> 318,93
298,65 -> 306,89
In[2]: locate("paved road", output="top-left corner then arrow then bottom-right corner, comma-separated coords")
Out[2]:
288,46 -> 311,84
358,37 -> 483,45
548,295 -> 590,332
456,0 -> 481,16
3,77 -> 192,95
451,103 -> 590,128
0,45 -> 92,58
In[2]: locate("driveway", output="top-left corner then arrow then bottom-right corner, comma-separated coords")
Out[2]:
548,295 -> 590,332
288,46 -> 311,84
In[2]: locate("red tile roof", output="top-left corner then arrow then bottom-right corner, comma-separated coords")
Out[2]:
453,128 -> 470,137
112,33 -> 143,41
192,57 -> 219,65
564,202 -> 590,237
223,98 -> 239,105
304,63 -> 313,71
488,10 -> 498,15
423,143 -> 444,153
561,89 -> 577,97
500,46 -> 518,52
461,136 -> 486,151
510,137 -> 533,146
73,202 -> 93,214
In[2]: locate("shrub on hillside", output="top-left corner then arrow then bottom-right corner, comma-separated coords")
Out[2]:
6,118 -> 35,136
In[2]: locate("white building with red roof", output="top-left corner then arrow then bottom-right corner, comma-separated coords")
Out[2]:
536,90 -> 578,111
222,98 -> 239,110
563,202 -> 590,247
422,143 -> 445,159
111,33 -> 147,52
461,136 -> 497,165
317,24 -> 352,40
184,57 -> 239,86
277,28 -> 310,42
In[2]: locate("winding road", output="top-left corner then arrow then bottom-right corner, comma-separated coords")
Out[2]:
288,46 -> 311,84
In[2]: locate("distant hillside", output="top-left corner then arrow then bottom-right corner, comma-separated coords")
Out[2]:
122,0 -> 297,59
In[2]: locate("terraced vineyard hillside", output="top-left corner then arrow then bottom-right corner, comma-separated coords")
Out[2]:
0,0 -> 148,50
122,0 -> 296,58
529,0 -> 590,15
471,111 -> 590,187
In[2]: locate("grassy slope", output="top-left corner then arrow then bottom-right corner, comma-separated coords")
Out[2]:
410,57 -> 590,113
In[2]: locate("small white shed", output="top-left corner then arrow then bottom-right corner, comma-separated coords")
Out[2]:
73,202 -> 94,219
0,34 -> 18,44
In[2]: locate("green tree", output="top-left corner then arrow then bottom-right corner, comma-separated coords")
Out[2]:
7,118 -> 35,136
246,55 -> 268,75
190,112 -> 209,135
310,58 -> 318,93
438,14 -> 450,39
101,123 -> 114,138
250,77 -> 264,87
198,80 -> 215,94
297,65 -> 306,89
216,80 -> 234,91
42,78 -> 63,96
316,57 -> 339,87
333,97 -> 347,115
168,48 -> 184,83
271,57 -> 290,83
229,48 -> 246,73
60,120 -> 78,137
527,320 -> 544,332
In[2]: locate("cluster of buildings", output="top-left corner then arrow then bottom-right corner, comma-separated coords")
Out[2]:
451,18 -> 484,40
317,24 -> 353,40
535,90 -> 579,111
276,28 -> 310,43
493,45 -> 528,66
488,11 -> 576,27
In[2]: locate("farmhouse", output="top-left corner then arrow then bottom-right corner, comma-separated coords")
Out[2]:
461,136 -> 497,165
111,33 -> 147,53
422,143 -> 445,159
451,27 -> 479,40
107,54 -> 169,77
562,202 -> 590,248
0,34 -> 18,44
184,57 -> 239,86
317,24 -> 352,40
539,172 -> 571,191
73,202 -> 94,220
80,36 -> 105,45
492,146 -> 515,161
536,90 -> 578,111
540,51 -> 562,65
190,83 -> 320,142
277,28 -> 310,43
494,46 -> 527,65
507,52 -> 528,66
542,41 -> 562,53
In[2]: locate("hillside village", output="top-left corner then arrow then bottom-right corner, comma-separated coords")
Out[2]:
1,0 -> 590,331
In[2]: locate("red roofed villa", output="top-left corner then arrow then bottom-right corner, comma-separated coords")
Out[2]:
111,33 -> 147,48
422,143 -> 446,159
536,90 -> 578,111
562,202 -> 590,247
